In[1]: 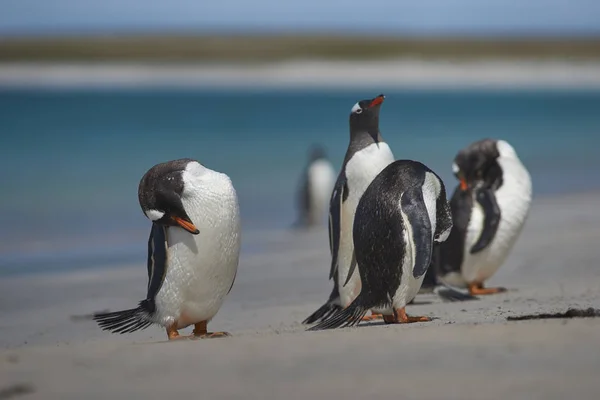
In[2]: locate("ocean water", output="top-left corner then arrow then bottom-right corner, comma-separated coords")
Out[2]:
1,87 -> 599,276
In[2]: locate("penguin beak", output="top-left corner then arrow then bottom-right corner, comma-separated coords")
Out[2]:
460,179 -> 468,191
171,216 -> 200,234
369,94 -> 385,108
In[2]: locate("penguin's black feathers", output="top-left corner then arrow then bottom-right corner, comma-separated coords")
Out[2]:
309,160 -> 451,330
93,222 -> 169,333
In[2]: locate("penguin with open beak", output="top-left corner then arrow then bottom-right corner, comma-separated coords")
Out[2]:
94,158 -> 241,340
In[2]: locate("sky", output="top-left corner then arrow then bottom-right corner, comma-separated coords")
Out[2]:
1,0 -> 600,36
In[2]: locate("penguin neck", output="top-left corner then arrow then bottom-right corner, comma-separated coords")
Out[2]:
344,128 -> 383,164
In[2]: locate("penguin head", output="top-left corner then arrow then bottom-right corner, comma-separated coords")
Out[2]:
308,144 -> 328,162
349,94 -> 385,135
138,159 -> 200,235
453,139 -> 501,191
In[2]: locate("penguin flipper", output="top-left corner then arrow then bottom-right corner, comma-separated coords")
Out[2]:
146,223 -> 169,305
328,176 -> 345,280
401,188 -> 433,279
470,187 -> 501,254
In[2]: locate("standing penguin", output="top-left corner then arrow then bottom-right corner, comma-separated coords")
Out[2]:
94,158 -> 241,340
295,145 -> 336,228
435,139 -> 532,296
308,160 -> 453,330
303,94 -> 395,324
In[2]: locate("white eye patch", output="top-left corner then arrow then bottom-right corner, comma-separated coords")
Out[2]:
145,209 -> 165,221
451,162 -> 460,174
351,102 -> 362,114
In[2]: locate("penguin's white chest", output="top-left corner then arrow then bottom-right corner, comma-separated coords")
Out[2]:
154,171 -> 241,329
307,160 -> 336,225
392,173 -> 440,309
462,158 -> 532,283
338,142 -> 395,307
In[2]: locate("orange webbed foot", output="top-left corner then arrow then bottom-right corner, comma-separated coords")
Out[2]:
383,308 -> 432,324
468,282 -> 507,295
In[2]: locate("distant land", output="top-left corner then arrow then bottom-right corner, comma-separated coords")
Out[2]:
1,35 -> 600,62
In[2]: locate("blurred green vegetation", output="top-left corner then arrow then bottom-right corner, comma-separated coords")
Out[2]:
1,35 -> 600,62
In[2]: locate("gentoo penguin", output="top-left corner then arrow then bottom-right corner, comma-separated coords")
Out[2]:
308,160 -> 453,330
435,139 -> 532,296
94,159 -> 241,340
295,145 -> 336,228
303,94 -> 395,325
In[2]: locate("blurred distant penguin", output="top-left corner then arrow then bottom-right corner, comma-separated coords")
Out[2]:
308,160 -> 453,330
94,159 -> 241,340
434,139 -> 532,297
295,145 -> 336,228
303,94 -> 395,325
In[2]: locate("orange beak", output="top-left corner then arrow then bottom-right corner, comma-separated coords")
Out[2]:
171,216 -> 200,234
460,179 -> 468,191
369,94 -> 385,107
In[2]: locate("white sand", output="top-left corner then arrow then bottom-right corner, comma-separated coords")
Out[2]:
0,59 -> 600,89
1,191 -> 600,399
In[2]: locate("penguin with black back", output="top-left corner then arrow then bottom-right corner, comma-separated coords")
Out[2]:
303,94 -> 395,325
434,139 -> 532,297
309,159 -> 453,330
93,158 -> 241,340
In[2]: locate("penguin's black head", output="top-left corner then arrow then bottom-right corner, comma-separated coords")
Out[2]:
308,144 -> 328,162
453,139 -> 501,191
138,159 -> 200,235
349,94 -> 385,135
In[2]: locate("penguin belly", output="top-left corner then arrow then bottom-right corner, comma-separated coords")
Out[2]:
307,160 -> 336,225
337,142 -> 395,308
461,158 -> 531,284
154,175 -> 241,329
391,183 -> 438,311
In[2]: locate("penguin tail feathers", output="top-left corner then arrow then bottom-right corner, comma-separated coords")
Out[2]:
306,301 -> 369,331
434,283 -> 479,302
93,300 -> 155,334
302,302 -> 342,325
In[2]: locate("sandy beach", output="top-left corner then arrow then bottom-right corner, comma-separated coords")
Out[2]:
1,59 -> 600,89
1,190 -> 600,399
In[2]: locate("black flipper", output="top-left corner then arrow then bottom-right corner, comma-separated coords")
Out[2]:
328,176 -> 346,280
470,187 -> 501,254
401,188 -> 433,279
93,223 -> 168,334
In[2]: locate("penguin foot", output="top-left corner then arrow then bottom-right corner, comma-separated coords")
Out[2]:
191,321 -> 231,339
383,308 -> 431,324
191,332 -> 231,339
166,325 -> 186,341
360,313 -> 383,322
468,283 -> 507,295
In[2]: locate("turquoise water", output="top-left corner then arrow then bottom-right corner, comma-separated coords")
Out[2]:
1,88 -> 599,275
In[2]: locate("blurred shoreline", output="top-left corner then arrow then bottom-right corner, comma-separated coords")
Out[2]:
1,58 -> 600,89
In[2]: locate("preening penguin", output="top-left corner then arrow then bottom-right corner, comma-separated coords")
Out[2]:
303,94 -> 395,325
434,139 -> 532,297
308,160 -> 453,330
94,159 -> 241,340
295,145 -> 336,228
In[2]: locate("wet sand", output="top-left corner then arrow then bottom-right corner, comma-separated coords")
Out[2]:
1,191 -> 600,399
